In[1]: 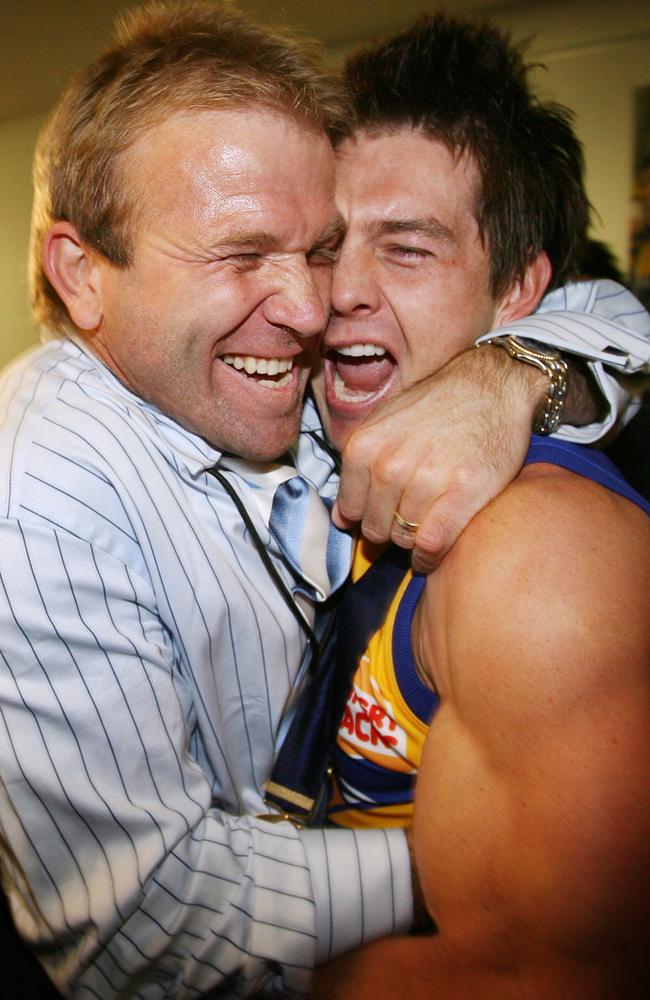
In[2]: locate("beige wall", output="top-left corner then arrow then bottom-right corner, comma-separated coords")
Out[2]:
1,0 -> 649,368
497,0 -> 650,276
0,113 -> 44,366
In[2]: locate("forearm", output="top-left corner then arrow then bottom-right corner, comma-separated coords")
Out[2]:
0,667 -> 316,997
301,825 -> 413,965
475,341 -> 602,432
3,730 -> 409,1000
0,525 -> 412,997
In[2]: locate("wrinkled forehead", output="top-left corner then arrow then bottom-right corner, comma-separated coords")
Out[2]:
119,106 -> 338,239
124,105 -> 333,181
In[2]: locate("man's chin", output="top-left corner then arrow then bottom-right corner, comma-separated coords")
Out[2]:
204,411 -> 303,463
236,427 -> 303,463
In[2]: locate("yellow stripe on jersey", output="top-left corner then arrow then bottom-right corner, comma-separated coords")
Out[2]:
331,538 -> 429,828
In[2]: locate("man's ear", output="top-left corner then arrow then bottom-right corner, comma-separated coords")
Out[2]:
43,222 -> 104,330
493,251 -> 552,327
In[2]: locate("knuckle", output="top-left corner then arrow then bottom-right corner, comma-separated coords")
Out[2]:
417,510 -> 461,558
415,529 -> 447,561
345,447 -> 403,489
374,463 -> 402,491
361,516 -> 390,544
390,527 -> 416,550
336,494 -> 364,521
336,471 -> 371,522
342,425 -> 374,466
447,462 -> 482,491
411,551 -> 441,573
450,467 -> 505,519
409,468 -> 446,503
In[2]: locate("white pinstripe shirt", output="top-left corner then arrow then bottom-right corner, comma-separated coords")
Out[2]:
0,278 -> 648,998
0,337 -> 411,998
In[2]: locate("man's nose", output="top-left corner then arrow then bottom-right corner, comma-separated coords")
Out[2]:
331,241 -> 380,316
266,258 -> 329,337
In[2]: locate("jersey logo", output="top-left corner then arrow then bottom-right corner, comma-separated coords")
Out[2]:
338,678 -> 408,759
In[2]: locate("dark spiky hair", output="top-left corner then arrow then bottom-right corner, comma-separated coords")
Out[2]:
343,13 -> 590,295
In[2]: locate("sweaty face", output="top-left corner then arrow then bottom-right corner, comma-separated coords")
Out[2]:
312,128 -> 507,450
89,109 -> 339,460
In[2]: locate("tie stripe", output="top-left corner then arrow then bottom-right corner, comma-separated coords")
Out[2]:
270,476 -> 351,601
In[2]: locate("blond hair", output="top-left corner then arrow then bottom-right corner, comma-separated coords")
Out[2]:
30,0 -> 349,331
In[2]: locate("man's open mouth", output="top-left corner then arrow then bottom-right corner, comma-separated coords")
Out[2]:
222,354 -> 294,388
328,343 -> 395,403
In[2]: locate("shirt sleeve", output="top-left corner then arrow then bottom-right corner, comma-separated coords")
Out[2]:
0,517 -> 407,999
301,825 -> 412,965
475,279 -> 650,444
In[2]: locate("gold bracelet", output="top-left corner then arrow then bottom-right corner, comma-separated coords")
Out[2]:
483,335 -> 569,435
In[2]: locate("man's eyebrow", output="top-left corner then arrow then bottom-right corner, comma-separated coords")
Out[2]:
212,216 -> 346,254
216,230 -> 282,252
367,217 -> 456,244
311,214 -> 346,250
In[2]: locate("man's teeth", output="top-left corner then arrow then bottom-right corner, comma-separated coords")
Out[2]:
337,343 -> 386,358
223,355 -> 293,387
334,370 -> 374,403
331,344 -> 387,402
223,355 -> 293,375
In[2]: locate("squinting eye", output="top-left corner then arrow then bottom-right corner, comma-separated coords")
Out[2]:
308,247 -> 339,266
389,245 -> 432,259
230,253 -> 262,270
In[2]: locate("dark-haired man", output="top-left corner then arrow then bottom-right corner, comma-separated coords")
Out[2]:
311,14 -> 650,998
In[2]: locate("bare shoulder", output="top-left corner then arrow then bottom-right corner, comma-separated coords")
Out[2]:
458,458 -> 650,588
413,463 -> 650,977
420,460 -> 650,720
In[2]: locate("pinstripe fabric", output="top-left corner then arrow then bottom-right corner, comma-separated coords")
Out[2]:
476,278 -> 650,443
0,336 -> 411,999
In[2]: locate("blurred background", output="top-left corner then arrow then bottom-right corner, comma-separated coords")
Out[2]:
2,0 -> 650,368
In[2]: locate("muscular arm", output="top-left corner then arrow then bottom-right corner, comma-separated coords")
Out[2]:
315,467 -> 650,998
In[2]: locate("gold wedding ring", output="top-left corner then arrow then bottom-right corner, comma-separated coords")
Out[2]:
393,510 -> 421,532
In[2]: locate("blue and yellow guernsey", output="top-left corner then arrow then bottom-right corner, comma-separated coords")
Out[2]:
328,538 -> 436,828
328,437 -> 650,830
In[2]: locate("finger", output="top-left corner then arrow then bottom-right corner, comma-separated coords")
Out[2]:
390,504 -> 422,550
357,469 -> 405,542
389,471 -> 446,550
339,448 -> 406,542
410,487 -> 483,573
330,497 -> 356,530
335,461 -> 371,526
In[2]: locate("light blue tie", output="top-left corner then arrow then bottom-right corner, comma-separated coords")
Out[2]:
269,474 -> 352,601
218,456 -> 352,602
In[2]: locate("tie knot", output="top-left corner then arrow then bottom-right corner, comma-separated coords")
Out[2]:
216,456 -> 351,602
270,475 -> 351,601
